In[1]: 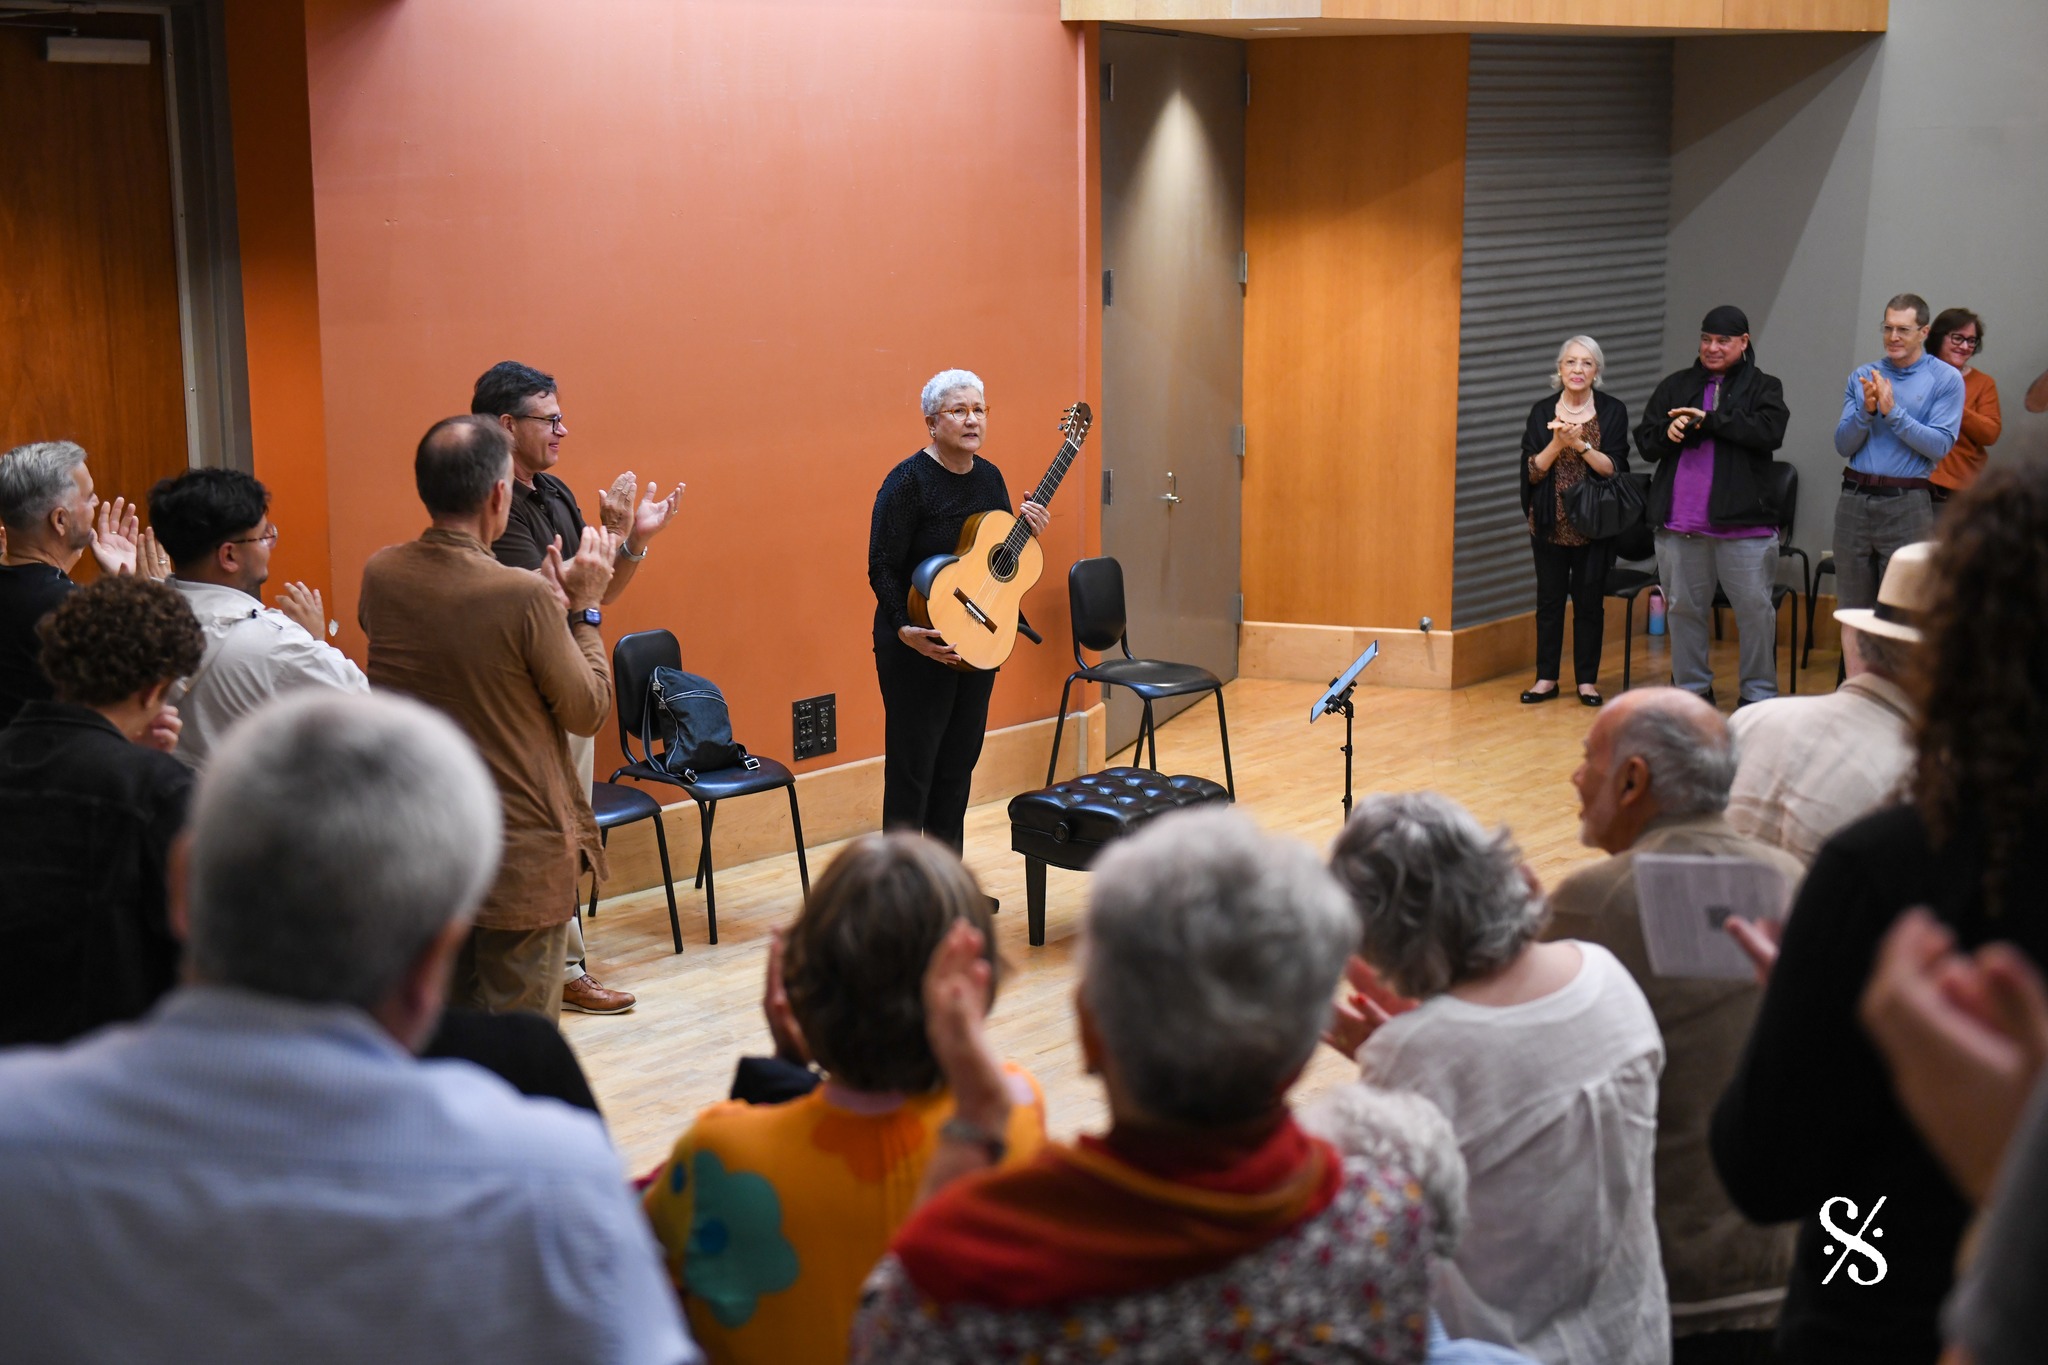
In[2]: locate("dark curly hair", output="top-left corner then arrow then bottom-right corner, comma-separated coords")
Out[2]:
148,467 -> 270,569
470,361 -> 556,419
781,833 -> 998,1093
38,576 -> 205,708
1911,458 -> 2048,914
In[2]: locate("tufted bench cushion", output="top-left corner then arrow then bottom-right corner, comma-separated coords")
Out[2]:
1007,767 -> 1232,944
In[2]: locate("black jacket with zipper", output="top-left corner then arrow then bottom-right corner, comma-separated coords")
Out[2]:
1633,354 -> 1790,530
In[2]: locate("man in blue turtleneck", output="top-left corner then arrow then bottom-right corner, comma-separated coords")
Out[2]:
1832,293 -> 1964,612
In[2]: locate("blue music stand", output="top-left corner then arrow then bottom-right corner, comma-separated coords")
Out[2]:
1309,641 -> 1378,820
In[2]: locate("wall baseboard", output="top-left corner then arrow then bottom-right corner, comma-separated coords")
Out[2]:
592,703 -> 1108,903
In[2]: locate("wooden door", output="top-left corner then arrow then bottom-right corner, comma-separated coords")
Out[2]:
1099,28 -> 1245,758
1,12 -> 192,547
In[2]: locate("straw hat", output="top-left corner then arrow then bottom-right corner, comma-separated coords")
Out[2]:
1834,541 -> 1935,643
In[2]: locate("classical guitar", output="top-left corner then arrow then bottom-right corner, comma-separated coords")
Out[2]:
908,401 -> 1093,671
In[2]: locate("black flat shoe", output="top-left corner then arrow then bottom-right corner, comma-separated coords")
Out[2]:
1579,690 -> 1604,707
1520,686 -> 1560,704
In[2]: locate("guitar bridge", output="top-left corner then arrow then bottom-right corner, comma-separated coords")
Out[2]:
953,589 -> 997,633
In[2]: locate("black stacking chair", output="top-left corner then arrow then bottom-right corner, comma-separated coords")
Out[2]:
1046,557 -> 1233,797
583,782 -> 683,953
1804,553 -> 1836,669
609,629 -> 809,944
1602,474 -> 1660,692
1710,461 -> 1808,694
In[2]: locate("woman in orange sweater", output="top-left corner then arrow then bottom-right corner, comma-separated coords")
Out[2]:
1927,307 -> 2003,503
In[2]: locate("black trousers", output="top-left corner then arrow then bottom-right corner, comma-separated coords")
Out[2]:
1531,535 -> 1614,686
875,632 -> 996,851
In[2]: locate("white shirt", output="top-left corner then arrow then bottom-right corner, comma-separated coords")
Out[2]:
0,987 -> 699,1365
1726,673 -> 1916,865
1358,942 -> 1669,1365
169,578 -> 367,766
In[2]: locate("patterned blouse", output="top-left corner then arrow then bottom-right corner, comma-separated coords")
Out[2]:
850,1160 -> 1434,1364
1528,415 -> 1602,548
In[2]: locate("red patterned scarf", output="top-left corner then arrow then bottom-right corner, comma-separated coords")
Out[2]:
890,1113 -> 1342,1311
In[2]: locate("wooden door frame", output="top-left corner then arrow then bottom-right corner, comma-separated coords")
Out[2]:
1,0 -> 251,472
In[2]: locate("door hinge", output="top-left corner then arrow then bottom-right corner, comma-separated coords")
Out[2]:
1102,62 -> 1114,102
1102,268 -> 1114,307
1101,468 -> 1113,506
1234,593 -> 1245,625
1233,424 -> 1246,477
1236,252 -> 1248,287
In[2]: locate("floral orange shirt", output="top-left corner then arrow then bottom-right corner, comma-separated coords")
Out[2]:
642,1068 -> 1045,1365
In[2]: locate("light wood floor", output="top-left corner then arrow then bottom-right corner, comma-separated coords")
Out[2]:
566,629 -> 1841,1174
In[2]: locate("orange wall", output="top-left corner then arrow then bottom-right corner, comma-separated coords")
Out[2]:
222,0 -> 335,605
1242,37 -> 1467,629
295,1 -> 1099,776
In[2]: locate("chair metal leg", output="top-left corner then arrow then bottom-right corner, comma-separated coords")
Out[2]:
698,800 -> 719,945
1714,604 -> 1723,641
1789,596 -> 1800,696
1026,856 -> 1047,947
587,829 -> 607,919
1144,700 -> 1160,772
786,782 -> 810,901
1047,674 -> 1078,786
693,830 -> 708,889
650,812 -> 683,953
1212,686 -> 1235,800
1621,596 -> 1635,693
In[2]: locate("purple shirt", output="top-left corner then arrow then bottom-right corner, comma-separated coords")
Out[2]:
1665,377 -> 1775,539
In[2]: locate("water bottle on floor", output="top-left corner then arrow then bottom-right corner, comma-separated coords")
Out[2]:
1648,587 -> 1666,636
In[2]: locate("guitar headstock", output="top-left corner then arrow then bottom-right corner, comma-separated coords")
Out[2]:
1061,401 -> 1094,443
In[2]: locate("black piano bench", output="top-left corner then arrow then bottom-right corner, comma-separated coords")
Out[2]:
1006,766 -> 1233,946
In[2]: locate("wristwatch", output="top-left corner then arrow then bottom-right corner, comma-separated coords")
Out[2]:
939,1116 -> 1008,1165
569,607 -> 602,628
619,541 -> 648,562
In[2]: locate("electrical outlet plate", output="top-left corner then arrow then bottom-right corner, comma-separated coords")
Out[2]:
792,693 -> 838,761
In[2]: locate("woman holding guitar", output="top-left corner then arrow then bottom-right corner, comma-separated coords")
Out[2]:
867,370 -> 1049,851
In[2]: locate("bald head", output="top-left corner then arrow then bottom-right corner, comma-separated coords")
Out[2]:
1573,687 -> 1735,853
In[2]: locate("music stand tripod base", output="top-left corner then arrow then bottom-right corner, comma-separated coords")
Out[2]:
1308,640 -> 1379,821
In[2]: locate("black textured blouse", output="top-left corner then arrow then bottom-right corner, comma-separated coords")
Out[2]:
867,450 -> 1011,639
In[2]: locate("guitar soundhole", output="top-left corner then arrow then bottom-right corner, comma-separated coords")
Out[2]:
989,546 -> 1018,582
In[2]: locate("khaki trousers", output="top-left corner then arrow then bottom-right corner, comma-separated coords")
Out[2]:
452,920 -> 571,1022
564,732 -> 596,983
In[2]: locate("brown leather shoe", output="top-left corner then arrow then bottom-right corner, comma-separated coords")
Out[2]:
562,973 -> 636,1015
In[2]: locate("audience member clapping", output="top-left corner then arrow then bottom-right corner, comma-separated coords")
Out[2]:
853,809 -> 1434,1364
150,468 -> 366,766
1328,792 -> 1668,1365
1545,688 -> 1800,1360
0,439 -> 170,725
642,833 -> 1046,1365
0,691 -> 698,1364
0,575 -> 201,1044
1713,458 -> 2048,1365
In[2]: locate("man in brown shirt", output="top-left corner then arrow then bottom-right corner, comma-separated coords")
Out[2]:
359,416 -> 618,1020
1548,687 -> 1802,1364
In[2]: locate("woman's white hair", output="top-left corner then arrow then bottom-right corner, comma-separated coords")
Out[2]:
185,690 -> 502,1010
920,369 -> 985,416
1547,334 -> 1606,390
1081,809 -> 1358,1127
1328,792 -> 1545,1000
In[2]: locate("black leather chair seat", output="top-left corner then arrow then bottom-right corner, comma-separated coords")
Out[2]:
1074,658 -> 1220,700
590,780 -> 663,832
613,755 -> 795,802
1008,767 -> 1231,945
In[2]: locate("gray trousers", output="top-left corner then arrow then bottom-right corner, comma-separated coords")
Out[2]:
1832,486 -> 1933,611
1654,531 -> 1781,703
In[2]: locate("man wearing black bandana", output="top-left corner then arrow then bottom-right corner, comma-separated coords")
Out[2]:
1634,306 -> 1792,707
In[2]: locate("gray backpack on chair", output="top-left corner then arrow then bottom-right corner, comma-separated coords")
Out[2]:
648,666 -> 756,782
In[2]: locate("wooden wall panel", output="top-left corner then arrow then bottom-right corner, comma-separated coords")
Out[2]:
1242,36 -> 1468,628
0,14 -> 189,524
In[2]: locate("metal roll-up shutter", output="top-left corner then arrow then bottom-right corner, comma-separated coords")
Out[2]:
1452,37 -> 1672,628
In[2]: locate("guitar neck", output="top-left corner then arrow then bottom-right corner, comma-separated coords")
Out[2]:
1003,433 -> 1086,556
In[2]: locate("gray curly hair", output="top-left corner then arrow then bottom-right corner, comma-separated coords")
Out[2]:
1328,792 -> 1545,999
1547,334 -> 1606,390
920,368 -> 985,416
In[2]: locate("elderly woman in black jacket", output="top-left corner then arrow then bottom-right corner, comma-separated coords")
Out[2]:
1633,305 -> 1792,706
1521,335 -> 1631,706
